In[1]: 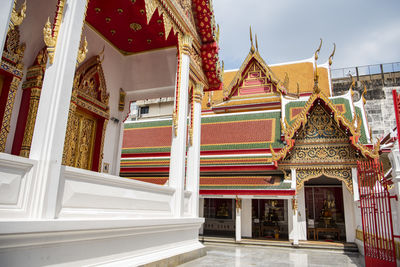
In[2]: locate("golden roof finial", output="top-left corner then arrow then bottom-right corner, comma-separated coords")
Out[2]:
9,0 -> 27,32
361,82 -> 367,104
255,34 -> 259,52
283,72 -> 289,91
329,43 -> 336,66
99,45 -> 105,63
314,38 -> 322,61
250,26 -> 255,54
313,38 -> 323,93
269,144 -> 279,161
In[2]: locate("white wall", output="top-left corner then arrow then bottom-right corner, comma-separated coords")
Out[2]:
140,101 -> 174,119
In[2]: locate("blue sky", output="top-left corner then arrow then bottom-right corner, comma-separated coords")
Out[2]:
213,0 -> 400,71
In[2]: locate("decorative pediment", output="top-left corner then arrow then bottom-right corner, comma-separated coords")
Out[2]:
272,91 -> 380,163
223,35 -> 283,100
73,55 -> 109,108
279,105 -> 364,167
228,59 -> 279,98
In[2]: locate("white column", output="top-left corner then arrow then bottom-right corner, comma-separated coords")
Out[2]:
291,169 -> 297,190
288,197 -> 295,241
186,83 -> 203,217
289,168 -> 301,244
0,1 -> 13,56
112,120 -> 124,176
235,198 -> 242,242
290,188 -> 307,245
342,182 -> 356,242
168,34 -> 192,217
351,167 -> 359,201
199,198 -> 205,235
241,198 -> 252,238
297,187 -> 307,241
29,0 -> 88,219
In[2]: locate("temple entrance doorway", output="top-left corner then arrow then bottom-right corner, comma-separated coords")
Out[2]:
304,176 -> 346,242
66,108 -> 98,171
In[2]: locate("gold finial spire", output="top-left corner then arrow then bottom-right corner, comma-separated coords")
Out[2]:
76,36 -> 88,65
255,34 -> 259,51
313,38 -> 323,93
329,43 -> 336,66
314,38 -> 322,61
361,82 -> 367,104
99,45 -> 105,63
249,26 -> 255,54
9,0 -> 27,32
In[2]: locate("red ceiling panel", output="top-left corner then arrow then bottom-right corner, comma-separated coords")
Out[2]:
85,0 -> 178,54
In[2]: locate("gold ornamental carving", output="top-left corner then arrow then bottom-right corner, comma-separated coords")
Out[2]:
63,55 -> 109,171
130,22 -> 142,32
76,37 -> 88,65
194,83 -> 204,103
179,34 -> 193,55
18,48 -> 47,157
190,48 -> 202,69
119,88 -> 126,111
144,0 -> 181,40
0,76 -> 21,151
20,88 -> 41,157
9,0 -> 26,32
43,0 -> 65,64
273,93 -> 379,162
296,168 -> 353,193
0,26 -> 25,152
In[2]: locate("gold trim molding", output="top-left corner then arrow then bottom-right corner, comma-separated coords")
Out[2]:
43,0 -> 65,64
296,167 -> 353,193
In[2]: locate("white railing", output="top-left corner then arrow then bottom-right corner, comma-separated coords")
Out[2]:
0,153 -> 36,218
57,166 -> 175,219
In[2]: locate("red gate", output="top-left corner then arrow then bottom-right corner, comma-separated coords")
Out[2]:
357,160 -> 397,267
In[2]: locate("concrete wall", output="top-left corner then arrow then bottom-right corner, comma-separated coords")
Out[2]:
364,86 -> 400,139
332,71 -> 400,140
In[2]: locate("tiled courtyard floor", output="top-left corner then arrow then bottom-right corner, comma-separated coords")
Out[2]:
179,243 -> 364,267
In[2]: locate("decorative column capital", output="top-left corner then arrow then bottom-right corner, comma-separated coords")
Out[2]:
194,83 -> 204,103
179,34 -> 193,55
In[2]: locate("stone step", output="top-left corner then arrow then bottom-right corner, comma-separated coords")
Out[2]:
200,236 -> 359,253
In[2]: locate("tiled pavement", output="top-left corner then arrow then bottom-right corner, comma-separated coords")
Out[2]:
179,243 -> 364,267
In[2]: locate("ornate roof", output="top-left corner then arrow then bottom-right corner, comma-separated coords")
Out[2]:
222,44 -> 283,100
271,89 -> 380,163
